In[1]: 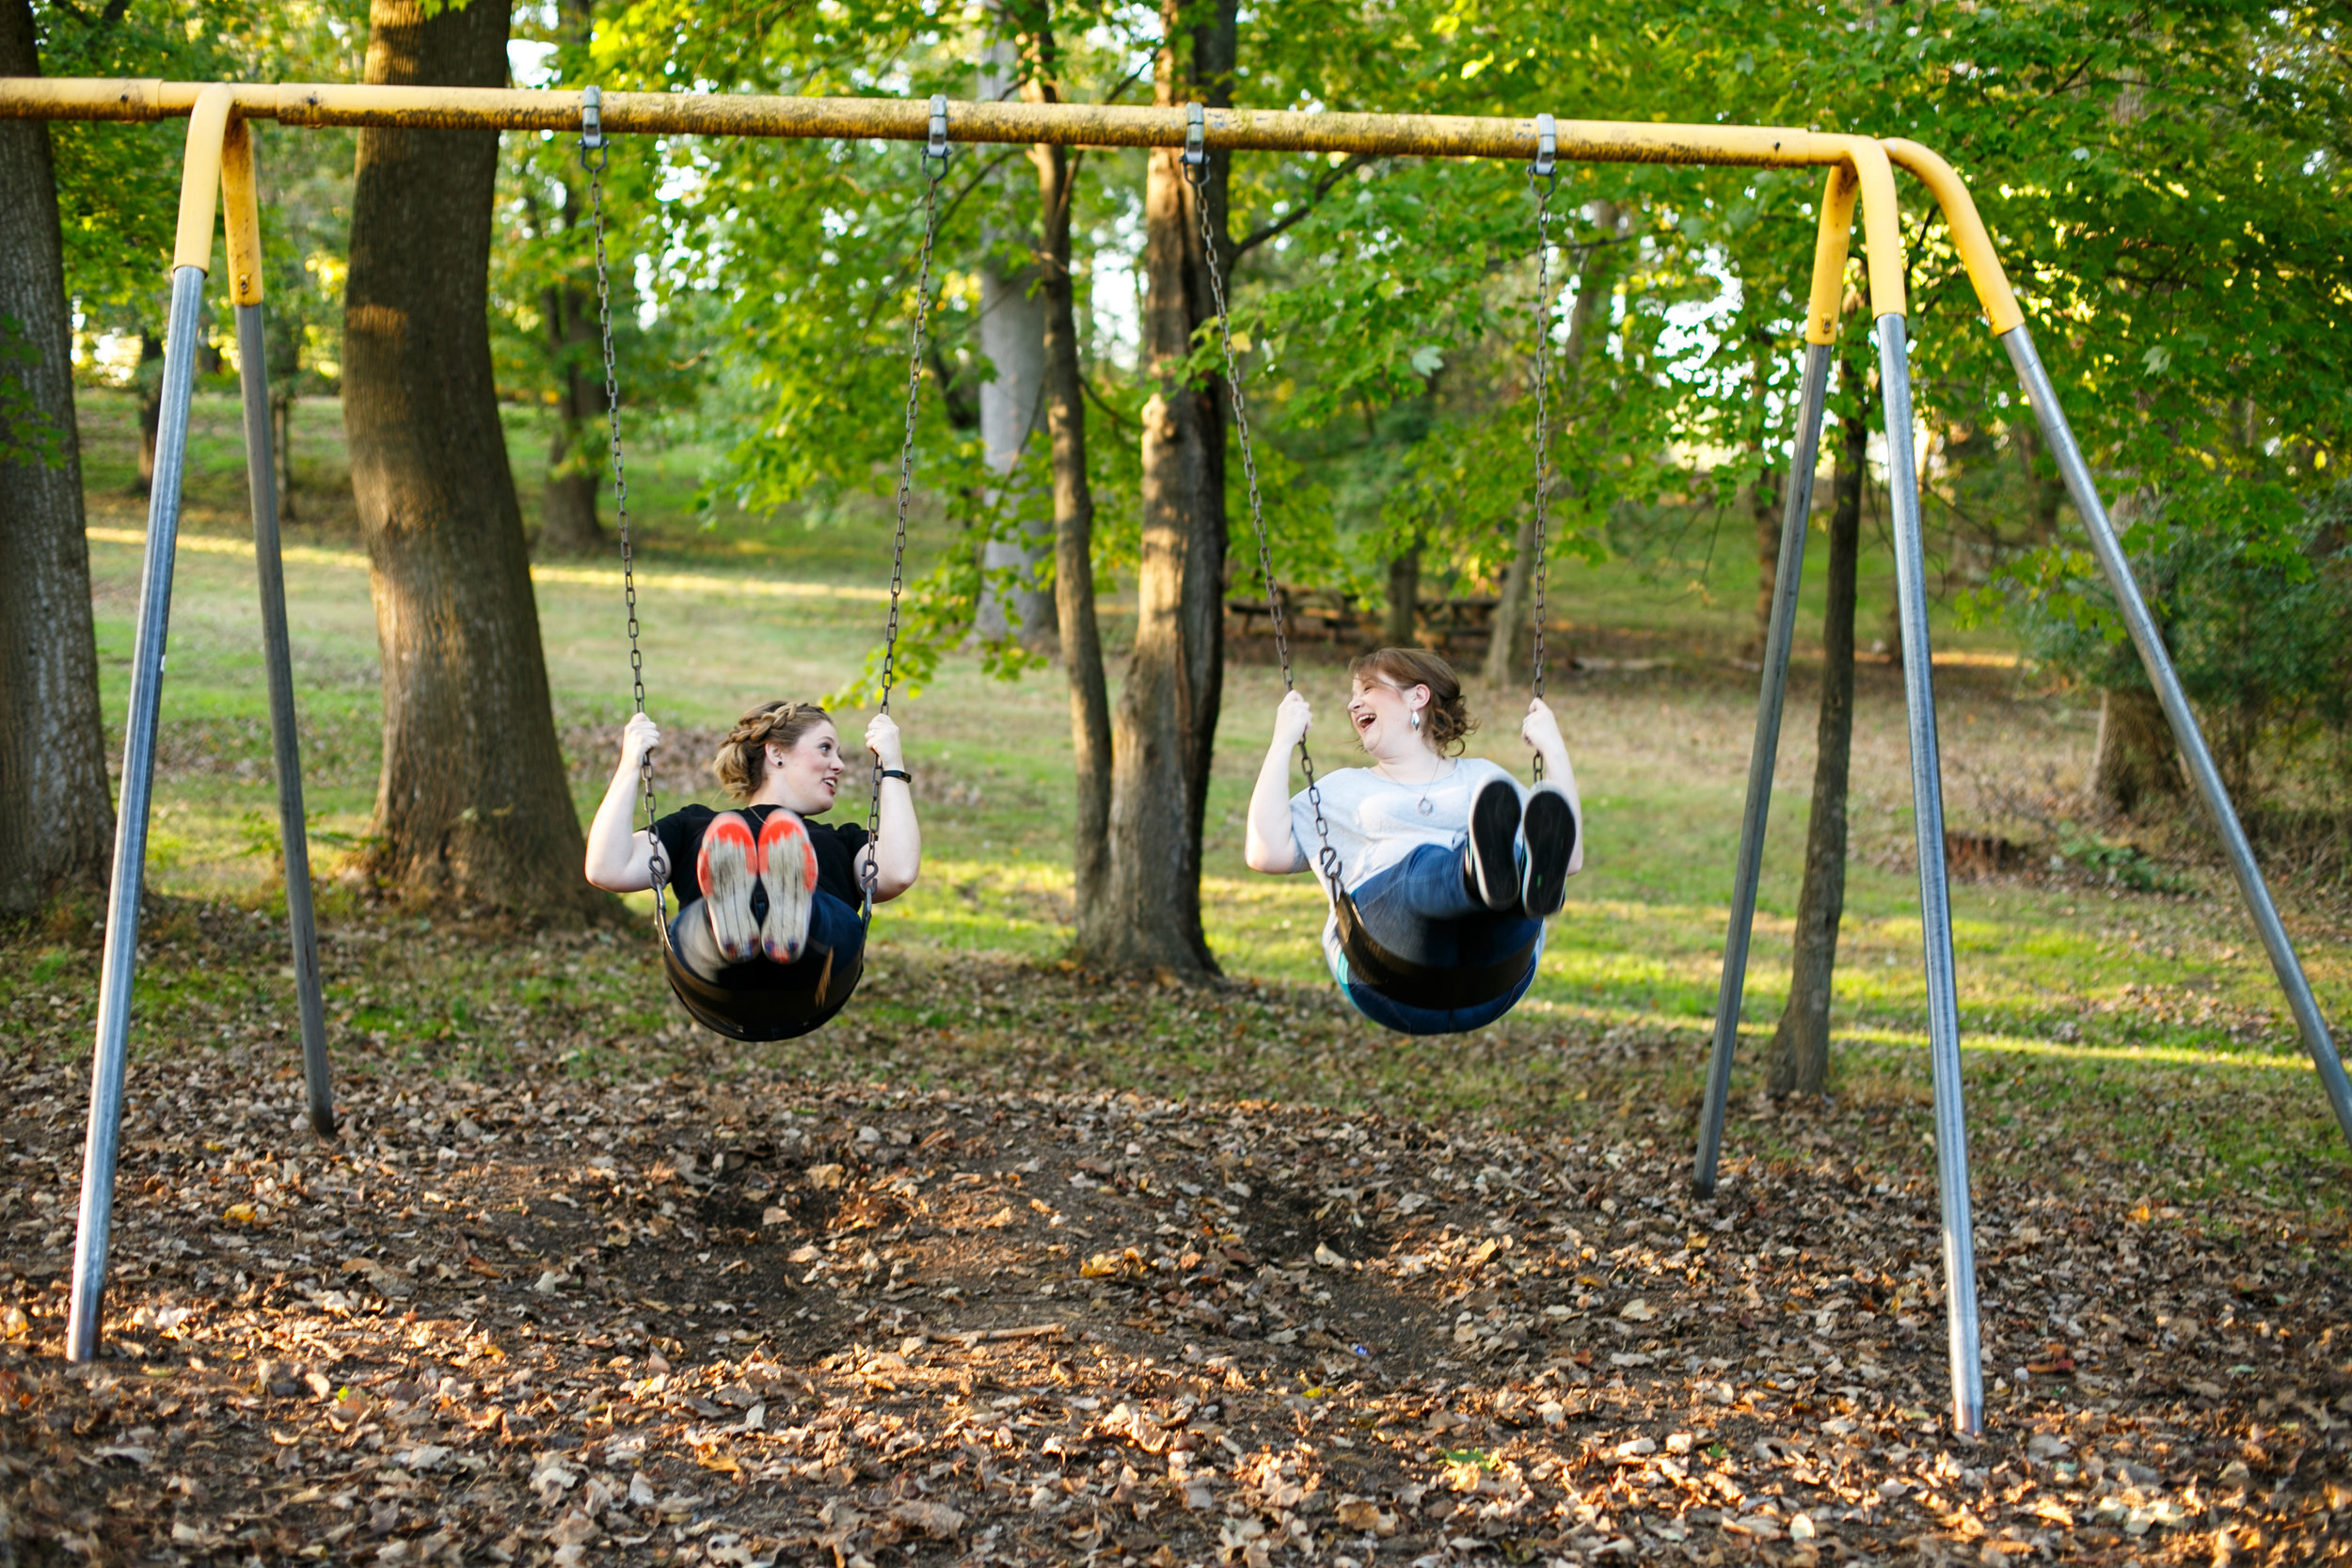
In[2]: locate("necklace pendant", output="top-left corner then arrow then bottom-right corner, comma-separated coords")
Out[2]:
1417,797 -> 1436,816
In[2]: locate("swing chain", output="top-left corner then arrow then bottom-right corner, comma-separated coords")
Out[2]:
1186,107 -> 1343,890
580,87 -> 668,928
864,98 -> 950,915
1527,113 -> 1557,781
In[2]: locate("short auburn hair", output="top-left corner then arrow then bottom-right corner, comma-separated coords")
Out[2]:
1349,647 -> 1476,754
713,700 -> 834,800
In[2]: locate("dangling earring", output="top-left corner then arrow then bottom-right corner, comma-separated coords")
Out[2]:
1410,710 -> 1422,731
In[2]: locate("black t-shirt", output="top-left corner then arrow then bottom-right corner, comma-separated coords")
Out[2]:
653,804 -> 871,910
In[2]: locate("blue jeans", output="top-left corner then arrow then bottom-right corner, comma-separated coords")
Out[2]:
671,890 -> 866,988
1335,843 -> 1541,1035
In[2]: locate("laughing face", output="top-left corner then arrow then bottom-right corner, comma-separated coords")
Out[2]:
1348,676 -> 1434,760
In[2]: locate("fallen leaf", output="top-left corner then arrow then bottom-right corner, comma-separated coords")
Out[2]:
887,1500 -> 966,1537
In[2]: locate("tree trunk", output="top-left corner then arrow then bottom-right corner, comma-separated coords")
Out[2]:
1766,360 -> 1868,1098
133,331 -> 162,494
1094,0 -> 1233,975
1486,203 -> 1615,689
1385,543 -> 1421,645
2014,417 -> 2061,546
535,3 -> 600,557
537,260 -> 603,555
343,0 -> 593,917
0,0 -> 113,915
1740,331 -> 1786,661
262,272 -> 301,520
272,387 -> 295,521
1025,61 -> 1114,942
1747,467 -> 1785,659
2089,686 -> 2182,817
974,34 -> 1053,649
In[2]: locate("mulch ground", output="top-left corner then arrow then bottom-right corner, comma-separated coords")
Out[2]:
3,907 -> 2349,1566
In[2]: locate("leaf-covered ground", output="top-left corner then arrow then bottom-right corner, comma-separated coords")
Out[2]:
3,905 -> 2349,1566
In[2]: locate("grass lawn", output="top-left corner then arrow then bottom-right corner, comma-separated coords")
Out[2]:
34,387 -> 2352,1212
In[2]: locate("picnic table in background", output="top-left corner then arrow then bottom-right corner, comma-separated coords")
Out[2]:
1227,587 -> 1509,657
1226,584 -> 1360,644
1414,594 -> 1500,659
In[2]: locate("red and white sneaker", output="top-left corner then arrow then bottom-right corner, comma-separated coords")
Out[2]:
756,811 -> 818,964
696,811 -> 761,964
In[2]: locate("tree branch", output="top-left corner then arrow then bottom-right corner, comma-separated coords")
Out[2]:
1081,374 -> 1139,431
1230,153 -> 1375,262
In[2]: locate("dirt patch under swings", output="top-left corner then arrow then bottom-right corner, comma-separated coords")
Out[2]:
1,920 -> 2347,1564
5,1086 -> 2349,1564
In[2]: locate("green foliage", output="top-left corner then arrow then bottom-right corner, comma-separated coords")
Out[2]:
823,451 -> 1054,712
34,2 -> 365,398
2014,483 -> 2352,796
33,1 -> 224,316
491,8 -> 709,499
33,0 -> 2349,763
2052,823 -> 2186,895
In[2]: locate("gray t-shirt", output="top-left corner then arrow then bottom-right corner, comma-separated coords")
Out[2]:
1287,757 -> 1534,981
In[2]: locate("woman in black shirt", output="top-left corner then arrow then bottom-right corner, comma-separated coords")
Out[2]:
583,700 -> 919,985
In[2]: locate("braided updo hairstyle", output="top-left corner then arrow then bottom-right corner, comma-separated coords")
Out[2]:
1349,647 -> 1477,754
713,700 -> 834,800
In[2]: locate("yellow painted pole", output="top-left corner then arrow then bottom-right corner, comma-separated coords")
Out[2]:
0,74 -> 167,119
171,84 -> 234,272
68,77 -> 237,1364
0,74 -> 1867,170
219,115 -> 264,306
1804,164 -> 1860,345
0,76 -> 1918,328
1839,137 -> 1905,322
1881,138 -> 2024,336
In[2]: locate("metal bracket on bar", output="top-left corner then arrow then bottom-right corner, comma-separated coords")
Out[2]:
1533,112 -> 1556,178
927,92 -> 948,165
1184,102 -> 1205,169
580,85 -> 604,170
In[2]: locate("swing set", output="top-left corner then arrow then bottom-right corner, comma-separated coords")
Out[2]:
5,74 -> 2346,1440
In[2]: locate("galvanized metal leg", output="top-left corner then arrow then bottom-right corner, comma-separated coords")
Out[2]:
67,263 -> 206,1364
1692,341 -> 1834,1196
234,303 -> 335,1140
1877,312 -> 1984,1436
2001,325 -> 2352,1150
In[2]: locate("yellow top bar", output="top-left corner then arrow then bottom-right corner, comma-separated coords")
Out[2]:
1882,138 -> 2024,336
9,75 -> 1841,166
2,76 -> 1925,319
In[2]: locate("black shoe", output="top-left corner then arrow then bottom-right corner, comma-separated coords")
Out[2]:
1465,779 -> 1523,911
1520,784 -> 1578,919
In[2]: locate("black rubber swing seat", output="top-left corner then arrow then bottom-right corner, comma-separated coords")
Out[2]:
660,939 -> 865,1043
1330,886 -> 1539,1015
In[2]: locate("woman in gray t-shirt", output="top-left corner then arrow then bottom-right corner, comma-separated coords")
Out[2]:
1244,648 -> 1582,1035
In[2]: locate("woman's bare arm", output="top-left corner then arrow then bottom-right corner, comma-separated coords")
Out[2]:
854,712 -> 921,901
1245,691 -> 1312,875
584,713 -> 660,892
